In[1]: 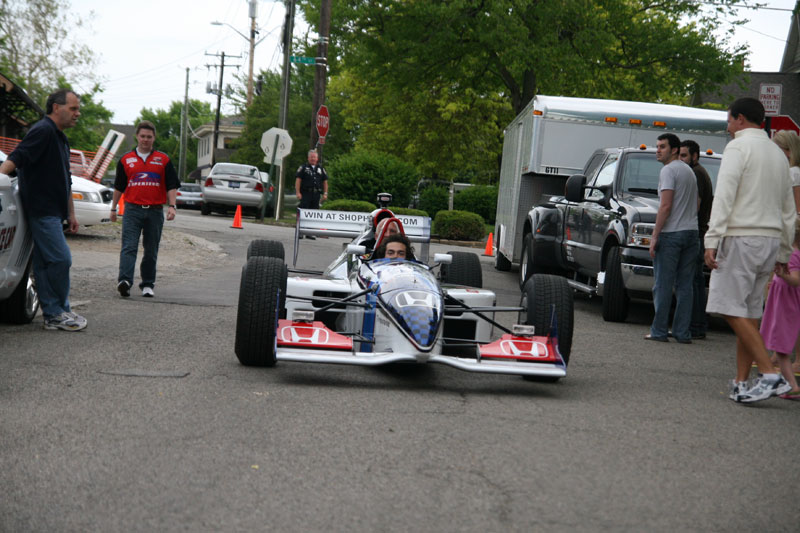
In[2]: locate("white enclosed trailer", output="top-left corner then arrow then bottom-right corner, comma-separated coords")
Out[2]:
494,95 -> 729,270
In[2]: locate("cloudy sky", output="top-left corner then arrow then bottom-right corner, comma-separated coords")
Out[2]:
68,0 -> 797,124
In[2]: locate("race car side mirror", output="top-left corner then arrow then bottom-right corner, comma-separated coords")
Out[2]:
346,244 -> 366,255
433,253 -> 452,264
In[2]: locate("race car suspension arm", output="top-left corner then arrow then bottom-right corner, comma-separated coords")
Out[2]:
443,293 -> 513,335
287,294 -> 371,311
303,285 -> 378,315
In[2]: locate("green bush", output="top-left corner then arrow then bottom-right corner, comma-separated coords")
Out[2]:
328,150 -> 419,206
390,207 -> 429,217
433,210 -> 486,241
322,199 -> 376,212
418,186 -> 449,219
454,185 -> 498,225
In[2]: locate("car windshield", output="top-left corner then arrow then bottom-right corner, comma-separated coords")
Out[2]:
698,156 -> 722,192
619,152 -> 723,195
211,164 -> 258,178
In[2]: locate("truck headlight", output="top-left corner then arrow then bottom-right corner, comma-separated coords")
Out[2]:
628,223 -> 654,247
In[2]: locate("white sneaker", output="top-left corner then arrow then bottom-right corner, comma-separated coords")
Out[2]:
728,380 -> 748,402
142,287 -> 154,297
738,376 -> 792,403
43,312 -> 87,331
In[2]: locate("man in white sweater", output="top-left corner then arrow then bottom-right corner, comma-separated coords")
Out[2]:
704,97 -> 796,403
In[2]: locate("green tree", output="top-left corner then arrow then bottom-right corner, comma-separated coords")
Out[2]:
135,100 -> 215,181
64,83 -> 113,152
0,0 -> 98,106
308,0 -> 748,115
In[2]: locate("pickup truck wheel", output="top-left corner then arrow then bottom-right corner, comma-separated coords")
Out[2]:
519,233 -> 546,289
246,239 -> 285,261
493,228 -> 511,271
0,258 -> 39,324
602,245 -> 629,322
200,203 -> 211,216
235,257 -> 287,367
520,274 -> 573,366
441,251 -> 482,288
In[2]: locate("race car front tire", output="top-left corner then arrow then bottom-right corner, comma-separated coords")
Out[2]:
520,273 -> 574,369
235,256 -> 287,367
246,239 -> 285,261
441,251 -> 482,288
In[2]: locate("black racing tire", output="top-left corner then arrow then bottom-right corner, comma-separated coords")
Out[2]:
440,251 -> 482,288
0,257 -> 39,324
602,245 -> 629,322
494,227 -> 512,271
235,256 -> 287,367
520,274 -> 574,369
200,202 -> 211,216
246,239 -> 285,261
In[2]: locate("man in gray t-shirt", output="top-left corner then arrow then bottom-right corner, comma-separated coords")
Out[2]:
645,133 -> 699,343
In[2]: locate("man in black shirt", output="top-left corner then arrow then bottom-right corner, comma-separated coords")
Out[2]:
679,139 -> 713,340
0,89 -> 87,331
295,149 -> 328,239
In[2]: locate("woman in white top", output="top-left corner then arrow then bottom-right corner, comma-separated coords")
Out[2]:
772,130 -> 800,215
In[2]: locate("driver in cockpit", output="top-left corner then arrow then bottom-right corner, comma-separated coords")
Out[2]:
373,234 -> 415,261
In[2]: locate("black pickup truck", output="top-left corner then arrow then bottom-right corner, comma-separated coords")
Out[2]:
518,145 -> 721,322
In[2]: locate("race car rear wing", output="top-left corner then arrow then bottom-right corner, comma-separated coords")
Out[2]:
293,208 -> 431,266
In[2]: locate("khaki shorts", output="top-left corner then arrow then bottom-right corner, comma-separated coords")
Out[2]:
706,236 -> 779,319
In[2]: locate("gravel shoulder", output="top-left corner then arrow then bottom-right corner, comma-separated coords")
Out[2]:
66,223 -> 228,301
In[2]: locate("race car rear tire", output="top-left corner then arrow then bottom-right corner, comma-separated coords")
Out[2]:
0,257 -> 39,324
520,274 -> 574,367
441,251 -> 482,288
601,245 -> 629,322
246,239 -> 285,261
235,256 -> 287,367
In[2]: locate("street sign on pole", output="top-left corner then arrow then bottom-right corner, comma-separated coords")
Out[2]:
316,105 -> 330,138
290,56 -> 316,64
759,83 -> 782,116
766,114 -> 799,137
260,127 -> 293,164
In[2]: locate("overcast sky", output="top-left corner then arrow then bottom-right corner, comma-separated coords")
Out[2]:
68,0 -> 796,125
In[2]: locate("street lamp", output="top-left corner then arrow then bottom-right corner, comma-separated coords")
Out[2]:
211,1 -> 259,106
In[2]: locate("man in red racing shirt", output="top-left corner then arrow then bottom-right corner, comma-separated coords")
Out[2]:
110,120 -> 179,298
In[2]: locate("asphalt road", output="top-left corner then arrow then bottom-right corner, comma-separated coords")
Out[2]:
1,209 -> 798,532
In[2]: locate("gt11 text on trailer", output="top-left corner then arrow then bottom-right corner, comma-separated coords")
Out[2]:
493,95 -> 729,270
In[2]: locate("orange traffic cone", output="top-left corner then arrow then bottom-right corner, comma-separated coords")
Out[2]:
117,194 -> 125,216
483,232 -> 494,256
231,204 -> 243,229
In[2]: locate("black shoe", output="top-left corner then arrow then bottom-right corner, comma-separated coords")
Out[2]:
117,280 -> 131,297
691,332 -> 706,340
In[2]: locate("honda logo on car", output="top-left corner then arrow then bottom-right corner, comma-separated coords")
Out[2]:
499,339 -> 550,358
279,324 -> 330,344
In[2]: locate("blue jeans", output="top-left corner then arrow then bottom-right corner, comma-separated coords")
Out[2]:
119,204 -> 164,289
690,239 -> 708,336
28,216 -> 72,318
651,229 -> 698,341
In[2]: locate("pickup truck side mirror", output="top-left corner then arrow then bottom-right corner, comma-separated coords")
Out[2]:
565,174 -> 586,203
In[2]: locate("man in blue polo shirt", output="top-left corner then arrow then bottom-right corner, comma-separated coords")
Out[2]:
0,89 -> 87,331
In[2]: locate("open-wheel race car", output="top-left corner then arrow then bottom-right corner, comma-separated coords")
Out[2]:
234,194 -> 574,381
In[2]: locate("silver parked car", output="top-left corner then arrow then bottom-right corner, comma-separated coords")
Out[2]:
200,163 -> 274,217
176,184 -> 203,209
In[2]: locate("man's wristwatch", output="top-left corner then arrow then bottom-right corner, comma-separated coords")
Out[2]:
168,205 -> 176,208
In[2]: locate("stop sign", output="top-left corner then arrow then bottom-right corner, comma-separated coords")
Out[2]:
316,105 -> 330,138
766,115 -> 799,136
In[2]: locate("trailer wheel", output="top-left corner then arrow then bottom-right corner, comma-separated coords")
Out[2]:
602,245 -> 629,322
441,251 -> 482,288
493,228 -> 511,271
235,257 -> 287,367
0,258 -> 39,324
246,239 -> 285,261
520,274 -> 573,366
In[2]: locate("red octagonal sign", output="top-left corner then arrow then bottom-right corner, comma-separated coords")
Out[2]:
316,105 -> 330,138
765,114 -> 799,137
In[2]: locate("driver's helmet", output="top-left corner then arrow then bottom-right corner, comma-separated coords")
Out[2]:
373,217 -> 406,254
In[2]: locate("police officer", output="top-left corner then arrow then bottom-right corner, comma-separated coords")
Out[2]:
295,149 -> 328,239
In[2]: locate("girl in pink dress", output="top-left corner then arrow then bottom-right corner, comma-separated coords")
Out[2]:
760,219 -> 800,399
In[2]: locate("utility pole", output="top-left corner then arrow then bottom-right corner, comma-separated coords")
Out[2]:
275,0 -> 295,220
246,0 -> 257,106
309,0 -> 331,154
178,67 -> 189,181
205,51 -> 241,167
